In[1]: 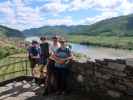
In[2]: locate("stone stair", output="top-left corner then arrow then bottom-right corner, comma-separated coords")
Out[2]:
0,80 -> 41,100
0,80 -> 91,100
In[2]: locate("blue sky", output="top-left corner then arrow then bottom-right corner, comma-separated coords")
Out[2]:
0,0 -> 133,30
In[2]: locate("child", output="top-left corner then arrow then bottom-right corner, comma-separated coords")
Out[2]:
28,41 -> 40,80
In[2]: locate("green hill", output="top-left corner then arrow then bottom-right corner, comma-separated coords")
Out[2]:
87,14 -> 133,36
0,25 -> 23,37
23,25 -> 90,36
23,14 -> 133,36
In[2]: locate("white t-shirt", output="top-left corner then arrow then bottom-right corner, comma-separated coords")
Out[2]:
50,42 -> 61,54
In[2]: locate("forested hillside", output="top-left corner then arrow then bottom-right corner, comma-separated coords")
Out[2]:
23,14 -> 133,36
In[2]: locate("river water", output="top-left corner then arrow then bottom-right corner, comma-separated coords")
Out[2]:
25,37 -> 133,60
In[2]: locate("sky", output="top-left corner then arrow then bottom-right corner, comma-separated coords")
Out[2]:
0,0 -> 133,30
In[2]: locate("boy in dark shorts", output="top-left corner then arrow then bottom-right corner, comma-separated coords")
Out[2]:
28,41 -> 40,78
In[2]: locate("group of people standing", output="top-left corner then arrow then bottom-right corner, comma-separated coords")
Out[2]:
28,36 -> 73,95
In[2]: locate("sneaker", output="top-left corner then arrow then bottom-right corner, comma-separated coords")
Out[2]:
61,91 -> 66,95
55,91 -> 62,95
31,79 -> 38,87
42,87 -> 48,96
42,91 -> 48,96
32,79 -> 36,83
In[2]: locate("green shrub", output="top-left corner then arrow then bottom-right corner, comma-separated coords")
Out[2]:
0,46 -> 24,59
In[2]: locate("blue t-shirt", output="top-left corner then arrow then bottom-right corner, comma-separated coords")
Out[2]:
55,47 -> 71,68
28,46 -> 40,59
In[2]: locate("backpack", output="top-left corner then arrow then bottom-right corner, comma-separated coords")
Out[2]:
40,43 -> 49,58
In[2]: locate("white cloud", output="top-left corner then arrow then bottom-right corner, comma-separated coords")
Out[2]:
63,0 -> 71,2
68,0 -> 94,11
84,11 -> 119,24
68,0 -> 133,15
0,1 -> 16,24
40,0 -> 68,14
68,0 -> 122,11
39,0 -> 133,17
116,0 -> 133,15
0,0 -> 45,30
46,16 -> 74,26
68,0 -> 133,25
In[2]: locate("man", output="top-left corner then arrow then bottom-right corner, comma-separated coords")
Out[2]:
40,36 -> 49,71
52,38 -> 73,95
28,41 -> 40,79
32,36 -> 49,86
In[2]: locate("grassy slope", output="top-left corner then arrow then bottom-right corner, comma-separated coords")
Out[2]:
0,25 -> 25,59
0,57 -> 31,81
85,14 -> 133,36
68,35 -> 133,50
0,37 -> 25,59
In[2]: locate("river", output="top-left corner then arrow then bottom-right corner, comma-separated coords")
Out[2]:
25,37 -> 133,60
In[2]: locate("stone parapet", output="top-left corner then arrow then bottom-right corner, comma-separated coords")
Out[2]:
69,58 -> 133,99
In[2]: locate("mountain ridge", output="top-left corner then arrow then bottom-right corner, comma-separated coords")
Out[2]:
0,25 -> 24,37
1,13 -> 133,37
23,14 -> 133,36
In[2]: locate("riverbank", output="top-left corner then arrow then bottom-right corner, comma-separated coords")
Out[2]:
67,35 -> 133,50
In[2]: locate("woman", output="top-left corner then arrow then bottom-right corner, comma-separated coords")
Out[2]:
53,38 -> 73,95
38,36 -> 50,85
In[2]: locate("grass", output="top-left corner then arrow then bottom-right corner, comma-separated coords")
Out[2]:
0,36 -> 26,59
0,56 -> 31,82
73,52 -> 88,60
0,53 -> 27,66
67,35 -> 133,50
0,52 -> 88,82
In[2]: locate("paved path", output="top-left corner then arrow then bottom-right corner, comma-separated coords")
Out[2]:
0,81 -> 91,100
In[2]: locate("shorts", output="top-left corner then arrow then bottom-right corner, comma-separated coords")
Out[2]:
40,57 -> 48,65
30,59 -> 39,68
47,59 -> 55,71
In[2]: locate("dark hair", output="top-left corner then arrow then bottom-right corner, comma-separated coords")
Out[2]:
40,36 -> 47,41
59,37 -> 66,43
32,40 -> 38,44
52,35 -> 59,39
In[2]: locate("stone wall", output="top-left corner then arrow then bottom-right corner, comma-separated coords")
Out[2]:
69,58 -> 133,99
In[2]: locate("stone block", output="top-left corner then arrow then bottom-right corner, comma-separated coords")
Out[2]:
115,84 -> 127,91
107,90 -> 121,98
86,70 -> 93,75
108,62 -> 126,71
77,74 -> 84,83
113,71 -> 127,77
95,72 -> 111,80
127,88 -> 133,96
124,80 -> 133,88
116,59 -> 126,64
126,58 -> 133,67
